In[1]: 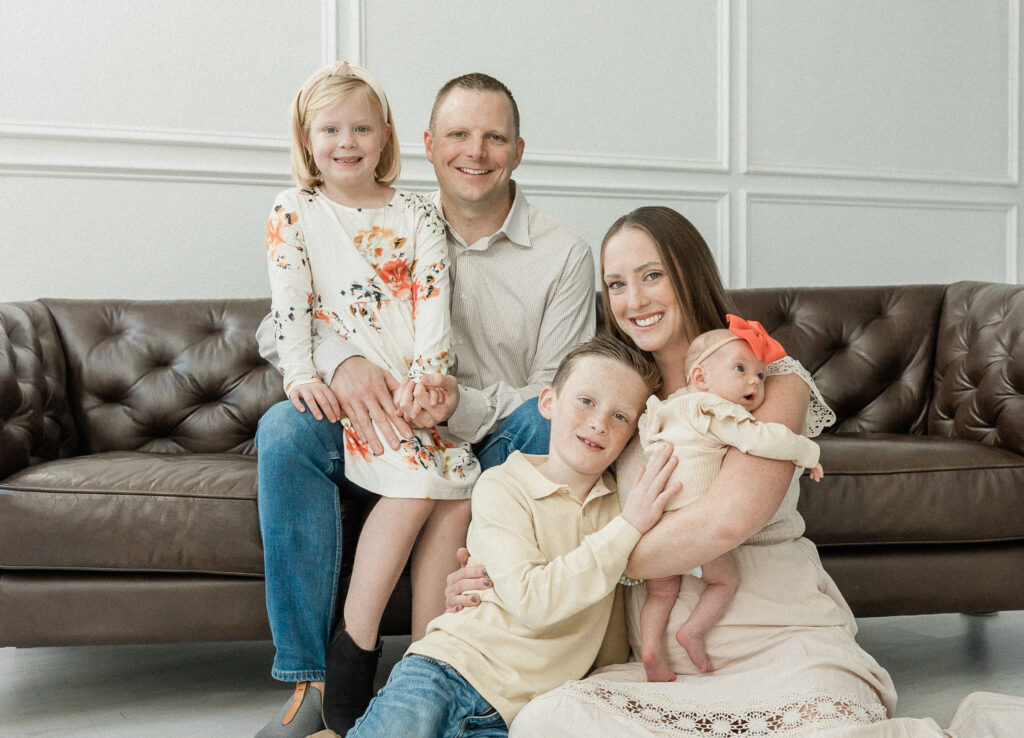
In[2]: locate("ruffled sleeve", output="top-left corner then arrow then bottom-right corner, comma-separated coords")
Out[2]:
767,356 -> 836,438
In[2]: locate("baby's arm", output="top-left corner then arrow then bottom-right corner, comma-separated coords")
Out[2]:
704,399 -> 821,473
467,448 -> 677,631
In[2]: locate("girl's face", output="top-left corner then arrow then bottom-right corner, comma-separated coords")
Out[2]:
306,89 -> 390,202
602,226 -> 688,357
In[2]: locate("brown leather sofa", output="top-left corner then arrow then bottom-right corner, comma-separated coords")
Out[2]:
1,281 -> 1022,647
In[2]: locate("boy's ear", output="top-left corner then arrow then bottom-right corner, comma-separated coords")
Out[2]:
537,385 -> 555,421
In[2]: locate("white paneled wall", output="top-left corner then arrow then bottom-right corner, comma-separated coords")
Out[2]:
0,0 -> 1020,300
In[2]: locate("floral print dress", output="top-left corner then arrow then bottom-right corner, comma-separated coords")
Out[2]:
265,187 -> 477,499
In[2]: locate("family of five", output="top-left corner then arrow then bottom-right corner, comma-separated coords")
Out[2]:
254,61 -> 966,738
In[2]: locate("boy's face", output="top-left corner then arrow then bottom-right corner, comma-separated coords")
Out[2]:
697,340 -> 767,411
538,356 -> 650,481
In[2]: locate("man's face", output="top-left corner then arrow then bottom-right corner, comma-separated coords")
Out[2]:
424,88 -> 524,215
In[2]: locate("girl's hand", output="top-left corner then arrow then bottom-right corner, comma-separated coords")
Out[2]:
444,547 -> 492,612
620,443 -> 681,534
396,374 -> 459,428
808,463 -> 824,482
288,382 -> 342,423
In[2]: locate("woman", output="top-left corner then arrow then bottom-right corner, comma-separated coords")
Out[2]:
505,206 -> 900,736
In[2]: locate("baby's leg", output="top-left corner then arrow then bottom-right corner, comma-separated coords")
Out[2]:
410,499 -> 473,640
676,551 -> 739,673
344,497 -> 436,649
640,575 -> 680,682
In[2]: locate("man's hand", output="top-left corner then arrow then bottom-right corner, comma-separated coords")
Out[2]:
288,382 -> 342,423
329,356 -> 412,455
395,373 -> 460,428
444,547 -> 492,612
621,443 -> 681,534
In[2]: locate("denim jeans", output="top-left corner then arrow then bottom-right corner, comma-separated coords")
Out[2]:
475,397 -> 550,470
256,397 -> 550,682
347,654 -> 507,737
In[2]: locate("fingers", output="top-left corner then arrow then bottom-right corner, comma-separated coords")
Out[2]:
456,546 -> 470,567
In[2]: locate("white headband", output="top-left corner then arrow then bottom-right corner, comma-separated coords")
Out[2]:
690,335 -> 742,371
303,61 -> 390,122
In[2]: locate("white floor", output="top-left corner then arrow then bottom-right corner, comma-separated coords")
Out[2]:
1,612 -> 1022,738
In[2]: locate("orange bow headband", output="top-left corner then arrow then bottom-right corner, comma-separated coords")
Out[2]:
690,315 -> 787,369
726,314 -> 787,363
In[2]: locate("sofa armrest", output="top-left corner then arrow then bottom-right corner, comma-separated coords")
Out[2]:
0,302 -> 77,479
931,281 -> 1024,455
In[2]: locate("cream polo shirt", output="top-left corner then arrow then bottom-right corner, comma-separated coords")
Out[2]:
305,182 -> 596,443
408,451 -> 641,725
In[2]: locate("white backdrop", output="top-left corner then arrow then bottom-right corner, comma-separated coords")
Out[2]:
0,0 -> 1020,300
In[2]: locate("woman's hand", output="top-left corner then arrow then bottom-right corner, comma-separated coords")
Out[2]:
620,443 -> 681,533
444,547 -> 492,612
287,382 -> 341,423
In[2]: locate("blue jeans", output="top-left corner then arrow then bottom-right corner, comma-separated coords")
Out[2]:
256,397 -> 550,682
475,397 -> 549,471
347,654 -> 507,737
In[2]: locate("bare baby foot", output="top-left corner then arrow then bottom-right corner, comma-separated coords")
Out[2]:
641,648 -> 678,682
676,628 -> 712,674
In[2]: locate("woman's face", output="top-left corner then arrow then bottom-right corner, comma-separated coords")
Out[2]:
602,226 -> 687,355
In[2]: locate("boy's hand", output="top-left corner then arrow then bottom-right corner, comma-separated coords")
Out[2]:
288,382 -> 341,423
808,463 -> 824,482
621,443 -> 681,534
444,547 -> 492,612
329,357 -> 412,454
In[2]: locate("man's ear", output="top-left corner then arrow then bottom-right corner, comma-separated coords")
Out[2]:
424,129 -> 435,164
511,137 -> 525,170
537,385 -> 555,421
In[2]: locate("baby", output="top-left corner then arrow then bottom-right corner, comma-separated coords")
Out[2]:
637,315 -> 824,681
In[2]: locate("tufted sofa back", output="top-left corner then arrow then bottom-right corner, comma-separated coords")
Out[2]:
40,298 -> 284,457
729,284 -> 946,434
0,302 -> 79,474
931,282 -> 1024,455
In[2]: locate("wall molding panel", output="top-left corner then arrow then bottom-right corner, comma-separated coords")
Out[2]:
743,192 -> 1019,286
740,0 -> 1021,187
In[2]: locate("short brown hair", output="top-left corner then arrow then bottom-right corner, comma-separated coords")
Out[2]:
552,333 -> 661,398
290,72 -> 401,188
429,73 -> 520,139
600,206 -> 735,351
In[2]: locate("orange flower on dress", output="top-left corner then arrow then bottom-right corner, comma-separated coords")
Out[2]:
344,425 -> 372,461
378,259 -> 413,299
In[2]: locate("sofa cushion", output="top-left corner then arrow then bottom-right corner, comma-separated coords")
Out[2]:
800,433 -> 1024,546
0,452 -> 263,575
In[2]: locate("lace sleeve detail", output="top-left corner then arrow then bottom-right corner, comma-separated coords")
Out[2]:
767,356 -> 836,438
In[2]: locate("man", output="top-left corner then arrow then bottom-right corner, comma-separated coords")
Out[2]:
254,73 -> 596,737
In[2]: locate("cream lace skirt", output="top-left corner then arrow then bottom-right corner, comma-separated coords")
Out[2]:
511,538 -> 898,737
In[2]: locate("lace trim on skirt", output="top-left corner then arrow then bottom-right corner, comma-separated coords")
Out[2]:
563,678 -> 887,736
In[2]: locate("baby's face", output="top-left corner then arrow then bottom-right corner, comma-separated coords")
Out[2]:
702,341 -> 767,411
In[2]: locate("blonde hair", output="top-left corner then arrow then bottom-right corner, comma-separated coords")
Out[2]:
290,63 -> 401,188
552,334 -> 661,398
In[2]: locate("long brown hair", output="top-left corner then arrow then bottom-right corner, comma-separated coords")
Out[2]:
600,206 -> 734,351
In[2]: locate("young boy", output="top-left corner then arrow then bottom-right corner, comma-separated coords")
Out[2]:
342,334 -> 679,736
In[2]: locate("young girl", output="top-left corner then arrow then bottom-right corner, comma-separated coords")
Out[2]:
262,61 -> 478,735
635,316 -> 824,682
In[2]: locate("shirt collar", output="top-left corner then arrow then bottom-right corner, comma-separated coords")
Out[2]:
505,451 -> 619,502
429,181 -> 533,250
